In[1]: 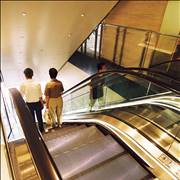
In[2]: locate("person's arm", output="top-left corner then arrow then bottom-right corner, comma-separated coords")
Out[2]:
44,84 -> 50,109
45,96 -> 49,109
37,84 -> 44,109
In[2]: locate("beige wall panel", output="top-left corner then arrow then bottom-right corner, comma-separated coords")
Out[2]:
104,1 -> 167,31
101,1 -> 168,67
1,1 -> 117,87
121,29 -> 146,67
101,26 -> 117,61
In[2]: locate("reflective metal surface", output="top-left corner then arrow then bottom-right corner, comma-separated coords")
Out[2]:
63,114 -> 179,179
43,124 -> 153,180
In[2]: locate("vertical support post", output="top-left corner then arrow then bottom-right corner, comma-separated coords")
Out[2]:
80,44 -> 83,53
146,82 -> 151,96
94,28 -> 98,59
112,26 -> 120,63
167,37 -> 179,72
139,31 -> 152,68
149,33 -> 160,68
98,24 -> 104,60
119,28 -> 127,66
84,40 -> 87,55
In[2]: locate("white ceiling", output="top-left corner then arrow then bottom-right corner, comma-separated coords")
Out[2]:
1,1 -> 117,87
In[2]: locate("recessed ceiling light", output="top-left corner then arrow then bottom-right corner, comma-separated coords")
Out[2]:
22,12 -> 27,16
81,14 -> 85,17
68,34 -> 71,38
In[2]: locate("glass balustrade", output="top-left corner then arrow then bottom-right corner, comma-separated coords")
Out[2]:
63,71 -> 171,114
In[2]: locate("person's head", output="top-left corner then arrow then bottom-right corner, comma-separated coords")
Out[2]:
97,63 -> 106,73
24,68 -> 33,79
49,68 -> 58,79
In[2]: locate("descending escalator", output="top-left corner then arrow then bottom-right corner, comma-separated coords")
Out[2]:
43,124 -> 153,180
1,69 -> 179,180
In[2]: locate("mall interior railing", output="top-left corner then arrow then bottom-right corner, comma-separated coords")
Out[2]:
62,69 -> 179,115
62,70 -> 180,164
123,67 -> 180,91
78,23 -> 179,76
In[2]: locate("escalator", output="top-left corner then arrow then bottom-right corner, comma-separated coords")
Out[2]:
1,70 -> 179,179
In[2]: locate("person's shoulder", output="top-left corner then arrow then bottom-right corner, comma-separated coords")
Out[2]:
56,79 -> 63,84
45,81 -> 52,87
20,80 -> 28,87
33,80 -> 41,86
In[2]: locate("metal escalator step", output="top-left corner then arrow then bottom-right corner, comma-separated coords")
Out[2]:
75,154 -> 150,180
54,135 -> 124,179
46,126 -> 104,156
43,125 -> 86,141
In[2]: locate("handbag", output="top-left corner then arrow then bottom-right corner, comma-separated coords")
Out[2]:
44,110 -> 52,125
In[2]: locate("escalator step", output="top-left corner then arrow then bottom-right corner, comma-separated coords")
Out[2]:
54,135 -> 124,179
74,153 -> 150,180
43,125 -> 86,141
46,126 -> 104,156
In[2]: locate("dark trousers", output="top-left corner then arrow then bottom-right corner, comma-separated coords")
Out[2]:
26,101 -> 44,132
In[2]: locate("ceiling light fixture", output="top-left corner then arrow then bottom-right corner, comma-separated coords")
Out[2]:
22,12 -> 27,16
81,14 -> 85,17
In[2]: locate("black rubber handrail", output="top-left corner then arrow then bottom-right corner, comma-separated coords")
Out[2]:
63,69 -> 180,96
149,59 -> 180,68
9,88 -> 62,180
122,67 -> 180,81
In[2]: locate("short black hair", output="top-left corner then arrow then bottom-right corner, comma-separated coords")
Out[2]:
49,68 -> 58,79
24,68 -> 33,78
97,63 -> 105,71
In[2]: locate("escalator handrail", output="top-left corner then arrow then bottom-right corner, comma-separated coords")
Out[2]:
122,67 -> 180,81
149,59 -> 180,69
62,69 -> 180,97
9,88 -> 62,180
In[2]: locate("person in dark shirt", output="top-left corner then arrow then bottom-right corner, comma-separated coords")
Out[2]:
89,63 -> 106,111
45,68 -> 64,128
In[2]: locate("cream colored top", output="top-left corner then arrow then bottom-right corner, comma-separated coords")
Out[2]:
20,79 -> 42,103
